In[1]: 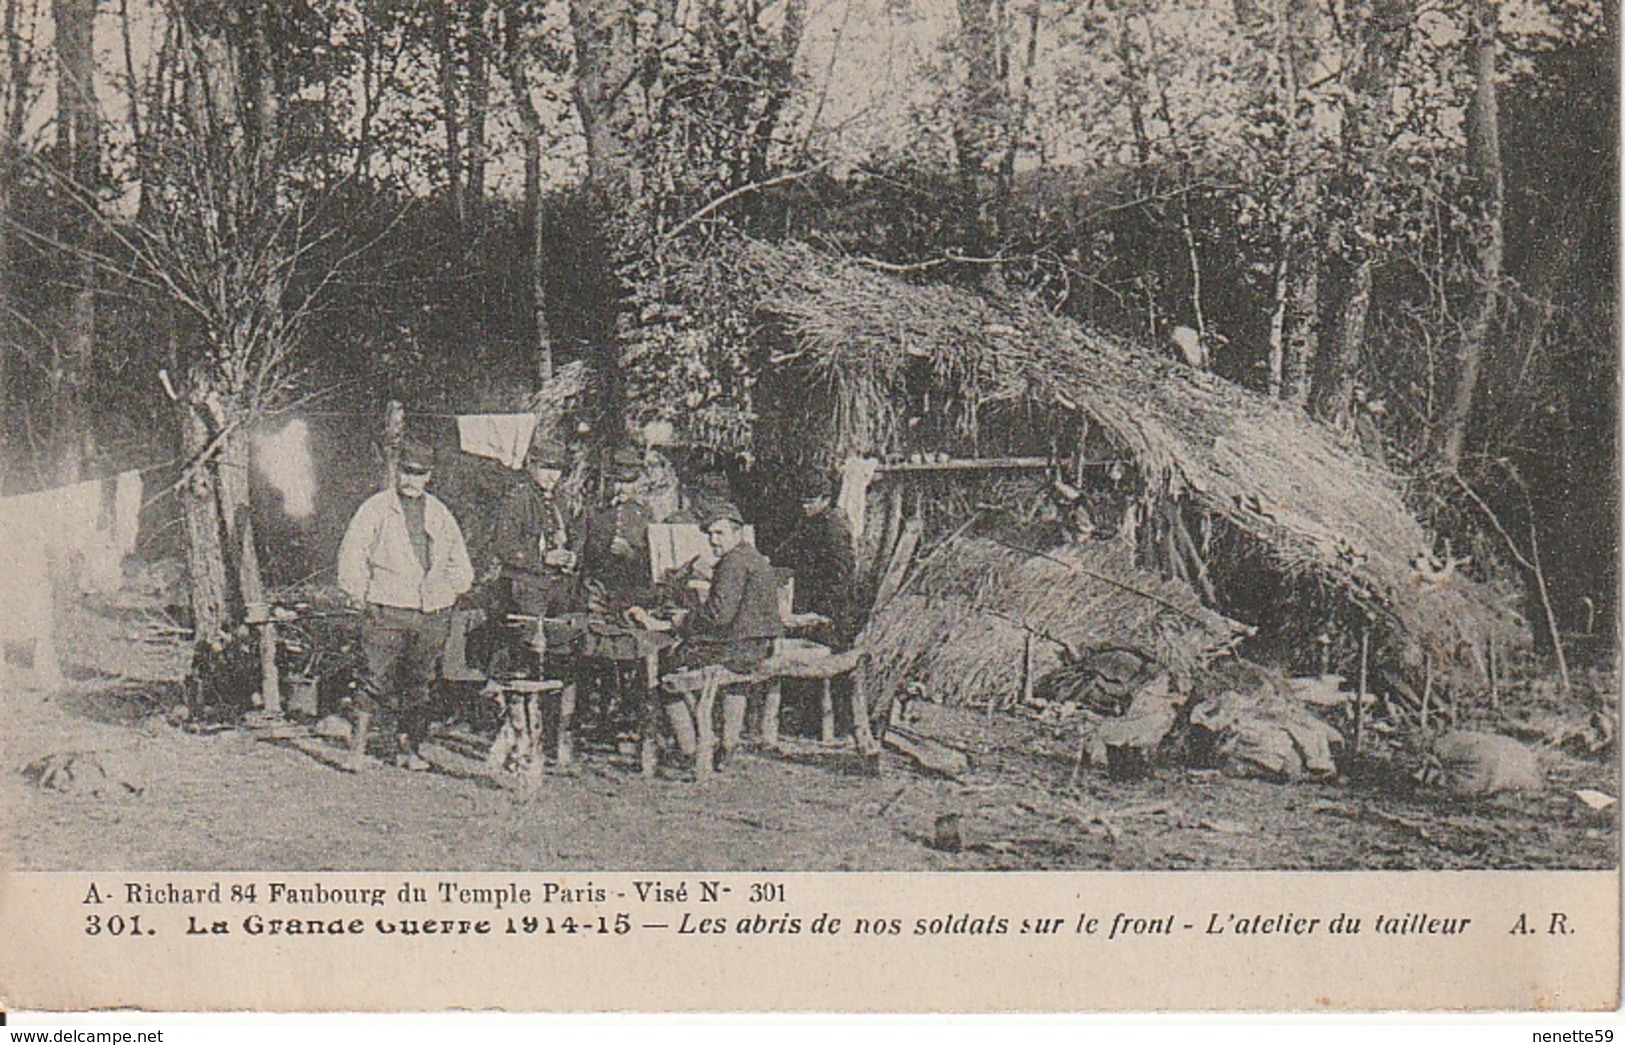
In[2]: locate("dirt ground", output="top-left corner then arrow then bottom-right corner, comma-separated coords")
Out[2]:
3,599 -> 1618,872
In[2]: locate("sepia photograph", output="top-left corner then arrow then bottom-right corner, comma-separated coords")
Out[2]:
0,0 -> 1616,890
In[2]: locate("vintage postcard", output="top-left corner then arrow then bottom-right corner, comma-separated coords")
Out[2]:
0,0 -> 1617,1014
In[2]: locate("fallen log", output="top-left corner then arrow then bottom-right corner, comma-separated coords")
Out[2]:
882,724 -> 971,780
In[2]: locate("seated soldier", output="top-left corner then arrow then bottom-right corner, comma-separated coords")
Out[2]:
629,502 -> 782,773
781,478 -> 860,649
582,447 -> 656,613
575,448 -> 660,734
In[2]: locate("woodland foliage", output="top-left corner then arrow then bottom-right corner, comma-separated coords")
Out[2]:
0,0 -> 1614,658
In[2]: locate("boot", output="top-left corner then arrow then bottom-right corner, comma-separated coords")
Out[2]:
664,699 -> 698,771
342,710 -> 372,773
395,731 -> 430,772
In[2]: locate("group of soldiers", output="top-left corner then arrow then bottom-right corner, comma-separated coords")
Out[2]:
334,437 -> 804,776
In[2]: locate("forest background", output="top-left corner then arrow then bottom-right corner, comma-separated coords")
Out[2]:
0,0 -> 1614,676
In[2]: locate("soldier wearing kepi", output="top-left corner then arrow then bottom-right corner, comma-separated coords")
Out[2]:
491,439 -> 586,763
492,440 -> 582,623
581,447 -> 656,612
336,440 -> 475,772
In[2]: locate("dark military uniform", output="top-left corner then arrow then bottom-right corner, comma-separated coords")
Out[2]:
582,497 -> 655,612
492,483 -> 577,608
676,541 -> 784,674
491,479 -> 584,658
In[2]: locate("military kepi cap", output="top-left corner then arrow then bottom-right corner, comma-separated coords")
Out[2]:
400,440 -> 435,473
706,502 -> 746,527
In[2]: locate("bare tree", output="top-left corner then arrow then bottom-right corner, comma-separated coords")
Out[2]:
954,0 -> 1003,256
501,0 -> 555,381
13,2 -> 396,708
953,0 -> 1039,264
51,0 -> 98,484
1436,0 -> 1502,474
1314,0 -> 1411,426
466,0 -> 489,220
1249,0 -> 1321,404
435,0 -> 465,228
0,0 -> 42,466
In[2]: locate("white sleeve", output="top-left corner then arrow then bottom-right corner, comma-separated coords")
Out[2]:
336,496 -> 379,602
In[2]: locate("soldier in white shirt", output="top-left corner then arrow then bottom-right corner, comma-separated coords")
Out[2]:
336,441 -> 474,772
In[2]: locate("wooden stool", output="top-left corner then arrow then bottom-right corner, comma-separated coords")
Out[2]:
484,678 -> 566,774
660,664 -> 755,780
759,641 -> 879,755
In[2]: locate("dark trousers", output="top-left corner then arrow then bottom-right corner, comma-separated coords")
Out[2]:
508,569 -> 580,618
357,604 -> 451,747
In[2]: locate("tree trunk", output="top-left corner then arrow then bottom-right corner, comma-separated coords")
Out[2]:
245,0 -> 279,185
503,2 -> 553,382
217,411 -> 278,714
1312,0 -> 1409,425
177,391 -> 230,664
953,0 -> 1005,256
354,0 -> 379,182
570,0 -> 659,423
994,1 -> 1040,251
466,0 -> 488,221
381,399 -> 405,493
53,0 -> 98,485
1278,0 -> 1320,408
1117,9 -> 1152,170
1437,0 -> 1503,474
1267,229 -> 1289,397
436,0 -> 464,229
1285,235 -> 1318,407
745,0 -> 806,196
570,0 -> 650,224
0,0 -> 29,467
1320,253 -> 1372,424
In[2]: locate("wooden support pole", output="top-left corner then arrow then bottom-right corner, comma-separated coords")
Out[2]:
876,484 -> 904,585
556,678 -> 576,766
259,619 -> 280,716
820,676 -> 836,743
640,652 -> 660,777
1488,639 -> 1500,714
874,456 -> 1051,474
1420,657 -> 1433,733
872,515 -> 922,615
1021,632 -> 1035,708
239,514 -> 280,716
693,683 -> 717,781
1170,503 -> 1216,603
849,656 -> 881,757
1355,626 -> 1369,756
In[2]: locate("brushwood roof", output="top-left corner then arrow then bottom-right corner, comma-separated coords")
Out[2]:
700,238 -> 1525,665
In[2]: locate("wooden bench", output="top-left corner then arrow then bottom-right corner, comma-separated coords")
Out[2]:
660,638 -> 878,780
758,638 -> 878,752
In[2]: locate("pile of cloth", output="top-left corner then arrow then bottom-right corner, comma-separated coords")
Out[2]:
1187,675 -> 1345,781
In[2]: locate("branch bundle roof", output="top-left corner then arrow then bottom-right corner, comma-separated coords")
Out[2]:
707,238 -> 1525,665
863,537 -> 1251,709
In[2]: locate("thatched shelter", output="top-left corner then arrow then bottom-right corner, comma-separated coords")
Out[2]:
863,537 -> 1251,711
663,237 -> 1525,688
